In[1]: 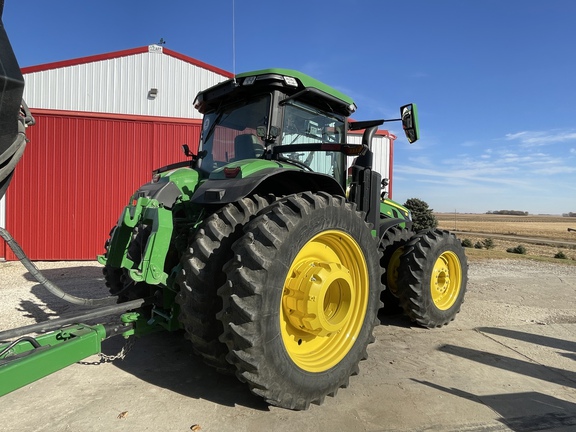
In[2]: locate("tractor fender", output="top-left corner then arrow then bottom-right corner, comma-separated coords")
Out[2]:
132,180 -> 182,209
190,168 -> 345,205
378,217 -> 412,243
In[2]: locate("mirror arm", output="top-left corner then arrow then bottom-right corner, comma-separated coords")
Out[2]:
361,125 -> 379,150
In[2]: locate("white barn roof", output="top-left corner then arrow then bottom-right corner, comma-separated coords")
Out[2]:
22,45 -> 233,119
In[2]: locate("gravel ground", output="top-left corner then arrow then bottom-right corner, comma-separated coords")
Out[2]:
1,257 -> 575,332
460,259 -> 576,327
0,260 -> 107,330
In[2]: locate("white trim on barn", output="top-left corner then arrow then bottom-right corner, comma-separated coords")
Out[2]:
0,196 -> 5,229
23,45 -> 230,118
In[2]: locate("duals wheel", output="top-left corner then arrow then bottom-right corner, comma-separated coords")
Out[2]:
175,195 -> 274,372
218,192 -> 383,410
397,229 -> 467,327
102,227 -> 124,295
379,226 -> 413,313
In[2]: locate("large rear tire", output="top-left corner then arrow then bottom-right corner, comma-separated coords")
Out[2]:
218,192 -> 383,410
397,229 -> 467,327
175,195 -> 273,372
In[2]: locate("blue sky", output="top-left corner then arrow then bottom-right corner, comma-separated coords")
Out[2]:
4,0 -> 576,214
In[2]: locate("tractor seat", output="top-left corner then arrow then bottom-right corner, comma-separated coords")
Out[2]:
233,134 -> 264,161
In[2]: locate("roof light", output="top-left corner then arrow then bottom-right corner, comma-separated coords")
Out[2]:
193,95 -> 206,113
243,76 -> 256,85
283,76 -> 298,87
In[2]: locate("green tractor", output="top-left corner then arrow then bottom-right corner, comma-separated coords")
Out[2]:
99,68 -> 467,409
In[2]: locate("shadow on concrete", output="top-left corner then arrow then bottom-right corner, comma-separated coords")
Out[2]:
11,264 -> 274,410
21,264 -> 104,287
377,296 -> 417,328
430,326 -> 576,430
414,380 -> 576,432
478,327 -> 576,354
377,310 -> 414,328
17,265 -> 112,322
438,344 -> 576,390
98,331 -> 270,411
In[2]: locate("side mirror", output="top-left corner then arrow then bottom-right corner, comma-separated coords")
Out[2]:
400,103 -> 420,144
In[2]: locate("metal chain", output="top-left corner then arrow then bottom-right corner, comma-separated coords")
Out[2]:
78,337 -> 135,365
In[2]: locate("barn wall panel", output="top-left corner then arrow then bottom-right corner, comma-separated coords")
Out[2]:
3,112 -> 201,260
153,122 -> 201,168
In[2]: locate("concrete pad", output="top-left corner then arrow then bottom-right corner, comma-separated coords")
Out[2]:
1,259 -> 576,431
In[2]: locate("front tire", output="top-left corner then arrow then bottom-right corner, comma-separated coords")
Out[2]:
218,192 -> 383,410
397,229 -> 467,327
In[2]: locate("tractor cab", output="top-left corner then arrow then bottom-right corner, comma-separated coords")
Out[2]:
193,69 -> 419,199
193,70 -> 358,186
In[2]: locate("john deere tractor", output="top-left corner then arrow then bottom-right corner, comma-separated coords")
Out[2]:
99,68 -> 467,409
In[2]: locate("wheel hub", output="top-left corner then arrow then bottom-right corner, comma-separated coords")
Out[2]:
284,260 -> 353,337
434,264 -> 450,294
430,252 -> 461,310
279,229 -> 370,372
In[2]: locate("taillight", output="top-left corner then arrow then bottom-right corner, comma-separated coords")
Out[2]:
224,167 -> 241,178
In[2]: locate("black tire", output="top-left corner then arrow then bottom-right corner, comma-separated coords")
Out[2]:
102,227 -> 124,295
175,195 -> 274,373
102,224 -> 156,303
397,229 -> 467,328
379,226 -> 413,314
217,192 -> 383,410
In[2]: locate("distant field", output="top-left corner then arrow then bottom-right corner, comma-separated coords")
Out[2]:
435,213 -> 576,262
436,213 -> 576,240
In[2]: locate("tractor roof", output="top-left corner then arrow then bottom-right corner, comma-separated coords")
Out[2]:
194,68 -> 357,117
236,68 -> 355,107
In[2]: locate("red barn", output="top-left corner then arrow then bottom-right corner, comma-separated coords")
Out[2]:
1,45 -> 231,260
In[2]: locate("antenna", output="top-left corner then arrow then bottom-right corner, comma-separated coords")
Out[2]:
232,0 -> 236,82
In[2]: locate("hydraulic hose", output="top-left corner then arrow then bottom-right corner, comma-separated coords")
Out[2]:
0,226 -> 118,307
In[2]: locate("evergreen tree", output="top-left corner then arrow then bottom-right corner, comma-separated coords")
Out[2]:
404,198 -> 438,231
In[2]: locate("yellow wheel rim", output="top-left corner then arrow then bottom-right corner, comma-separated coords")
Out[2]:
386,247 -> 404,296
430,251 -> 462,310
280,230 -> 369,373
